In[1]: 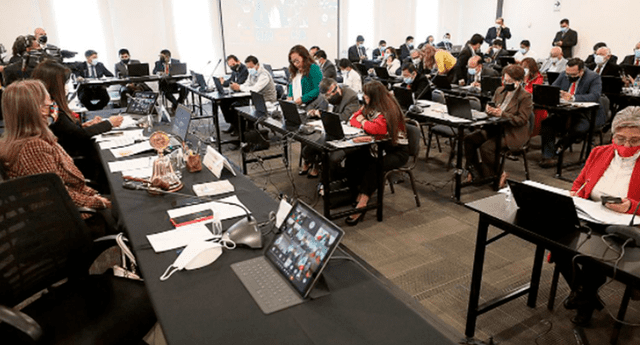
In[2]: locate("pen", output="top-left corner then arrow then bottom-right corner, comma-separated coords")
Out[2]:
574,179 -> 589,195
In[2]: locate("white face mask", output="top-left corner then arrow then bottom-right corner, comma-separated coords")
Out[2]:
90,59 -> 99,66
594,55 -> 605,65
160,241 -> 225,281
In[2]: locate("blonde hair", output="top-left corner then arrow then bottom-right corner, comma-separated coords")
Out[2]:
0,80 -> 56,165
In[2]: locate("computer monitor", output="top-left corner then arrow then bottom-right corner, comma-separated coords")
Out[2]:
533,84 -> 561,106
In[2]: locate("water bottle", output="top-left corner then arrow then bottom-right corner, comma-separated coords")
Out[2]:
634,76 -> 640,94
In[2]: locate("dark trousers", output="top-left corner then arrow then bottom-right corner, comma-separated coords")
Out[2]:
159,80 -> 187,110
553,249 -> 607,296
346,144 -> 409,197
79,86 -> 110,110
540,113 -> 590,159
219,98 -> 249,128
464,127 -> 501,179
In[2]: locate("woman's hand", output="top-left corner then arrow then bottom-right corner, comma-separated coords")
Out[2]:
355,114 -> 365,123
569,191 -> 577,197
605,198 -> 632,214
485,105 -> 501,116
108,115 -> 124,127
82,117 -> 102,127
294,97 -> 303,105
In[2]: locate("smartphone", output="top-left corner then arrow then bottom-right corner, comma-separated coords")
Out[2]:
487,101 -> 496,108
601,196 -> 623,205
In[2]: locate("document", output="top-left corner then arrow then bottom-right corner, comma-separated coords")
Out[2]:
108,156 -> 155,173
167,195 -> 249,223
193,180 -> 235,197
110,140 -> 153,158
147,223 -> 215,252
95,129 -> 144,142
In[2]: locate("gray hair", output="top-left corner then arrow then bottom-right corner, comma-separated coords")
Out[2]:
612,106 -> 640,133
410,49 -> 420,55
319,78 -> 338,94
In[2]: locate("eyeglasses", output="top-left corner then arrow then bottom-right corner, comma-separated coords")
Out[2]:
290,58 -> 302,65
324,85 -> 338,97
613,135 -> 640,146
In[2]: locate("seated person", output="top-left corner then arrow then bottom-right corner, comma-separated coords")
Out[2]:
372,40 -> 386,62
461,55 -> 498,88
33,60 -> 123,189
520,57 -> 546,136
219,55 -> 249,134
345,81 -> 409,226
513,40 -> 537,63
371,46 -> 400,77
454,34 -> 484,84
152,49 -> 187,113
555,106 -> 640,326
301,78 -> 360,178
0,80 -> 112,238
584,42 -> 618,70
540,47 -> 568,74
464,65 -> 532,186
314,50 -> 337,80
114,48 -> 150,108
400,62 -> 431,100
287,45 -> 323,108
75,50 -> 114,111
620,41 -> 640,66
399,36 -> 415,61
338,58 -> 363,93
590,46 -> 620,76
436,33 -> 453,51
422,44 -> 457,83
484,39 -> 508,66
539,58 -> 604,168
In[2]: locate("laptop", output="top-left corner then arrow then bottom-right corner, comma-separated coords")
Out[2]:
212,76 -> 233,95
320,110 -> 345,141
373,66 -> 391,79
445,95 -> 473,120
451,45 -> 463,54
169,63 -> 187,75
621,64 -> 640,79
125,91 -> 159,115
231,200 -> 345,314
507,180 -> 581,231
481,76 -> 502,96
432,74 -> 451,90
393,86 -> 414,110
601,76 -> 623,94
353,63 -> 368,77
498,56 -> 516,66
127,63 -> 149,77
251,91 -> 269,118
278,100 -> 303,131
533,84 -> 561,106
546,72 -> 560,86
171,104 -> 192,142
190,70 -> 210,92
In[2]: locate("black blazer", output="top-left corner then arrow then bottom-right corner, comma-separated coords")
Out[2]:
152,58 -> 181,74
320,60 -> 337,80
49,111 -> 112,158
585,55 -> 618,70
348,45 -> 366,63
552,29 -> 578,58
77,62 -> 114,78
454,45 -> 476,81
484,26 -> 511,47
621,54 -> 640,66
590,61 -> 620,77
372,48 -> 383,61
401,73 -> 431,100
222,63 -> 249,86
399,43 -> 412,61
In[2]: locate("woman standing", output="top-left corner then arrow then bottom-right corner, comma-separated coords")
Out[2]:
421,44 -> 457,80
287,45 -> 323,107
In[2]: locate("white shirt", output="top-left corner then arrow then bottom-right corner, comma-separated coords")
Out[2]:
590,150 -> 640,201
513,49 -> 537,62
292,73 -> 303,100
343,69 -> 362,93
384,58 -> 400,75
239,64 -> 277,102
540,57 -> 567,73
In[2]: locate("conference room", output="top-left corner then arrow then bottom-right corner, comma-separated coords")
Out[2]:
2,0 -> 640,344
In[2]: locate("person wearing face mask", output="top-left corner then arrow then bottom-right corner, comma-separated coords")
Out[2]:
152,49 -> 187,114
620,42 -> 640,66
33,27 -> 66,62
399,36 -> 414,62
313,50 -> 337,80
484,39 -> 509,67
462,55 -> 498,88
379,46 -> 401,76
400,63 -> 431,100
520,57 -> 547,136
421,45 -> 457,82
463,64 -> 532,186
372,40 -> 387,62
424,35 -> 435,47
348,35 -> 367,63
484,17 -> 511,48
539,58 -> 604,168
338,58 -> 363,93
75,49 -> 113,111
540,47 -> 568,73
551,107 -> 640,327
513,40 -> 537,63
218,55 -> 249,135
404,49 -> 423,73
114,48 -> 149,108
584,42 -> 607,69
437,33 -> 453,51
454,34 -> 484,84
552,18 -> 578,58
590,47 -> 620,77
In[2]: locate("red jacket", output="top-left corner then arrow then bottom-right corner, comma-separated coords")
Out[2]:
571,145 -> 640,214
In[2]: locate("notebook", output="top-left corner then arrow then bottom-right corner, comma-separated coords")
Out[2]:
128,63 -> 149,77
169,63 -> 187,75
320,110 -> 345,141
231,200 -> 344,314
533,84 -> 561,106
171,104 -> 192,142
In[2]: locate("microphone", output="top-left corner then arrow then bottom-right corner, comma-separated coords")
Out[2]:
408,81 -> 431,113
208,58 -> 223,84
606,201 -> 640,247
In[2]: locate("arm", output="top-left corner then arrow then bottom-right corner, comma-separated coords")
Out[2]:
563,31 -> 578,48
301,64 -> 322,104
101,64 -> 114,77
82,118 -> 113,137
222,72 -> 232,87
574,74 -> 601,102
340,99 -> 361,122
502,27 -> 512,39
240,72 -> 269,93
236,65 -> 249,85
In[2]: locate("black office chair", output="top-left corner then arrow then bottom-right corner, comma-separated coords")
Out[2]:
0,173 -> 156,344
497,112 -> 535,181
579,95 -> 611,162
385,120 -> 421,207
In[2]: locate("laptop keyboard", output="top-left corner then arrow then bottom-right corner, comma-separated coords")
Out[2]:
231,256 -> 303,314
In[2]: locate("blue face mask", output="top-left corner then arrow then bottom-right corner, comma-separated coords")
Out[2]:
404,77 -> 414,84
468,68 -> 477,76
248,68 -> 258,76
635,50 -> 640,58
519,48 -> 527,54
561,27 -> 569,33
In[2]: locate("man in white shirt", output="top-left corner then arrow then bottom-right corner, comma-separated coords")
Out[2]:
338,58 -> 363,93
540,47 -> 568,73
230,55 -> 277,102
513,40 -> 537,63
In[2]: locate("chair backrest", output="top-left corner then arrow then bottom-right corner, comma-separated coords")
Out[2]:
0,173 -> 93,308
0,162 -> 7,182
404,119 -> 421,168
466,96 -> 482,111
600,94 -> 612,127
431,90 -> 446,104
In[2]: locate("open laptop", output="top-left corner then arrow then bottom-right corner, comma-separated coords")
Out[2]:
481,76 -> 502,96
320,110 -> 345,141
190,70 -> 211,92
251,91 -> 269,118
125,91 -> 158,115
393,86 -> 414,110
128,63 -> 149,77
373,66 -> 391,80
507,180 -> 581,231
533,84 -> 561,106
170,104 -> 192,142
445,95 -> 473,120
546,72 -> 560,85
431,74 -> 451,90
169,63 -> 187,75
278,100 -> 303,131
498,56 -> 516,66
621,64 -> 640,79
231,200 -> 344,314
353,63 -> 368,77
213,76 -> 238,96
601,76 -> 623,94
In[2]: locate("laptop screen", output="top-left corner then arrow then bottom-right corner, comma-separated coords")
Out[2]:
128,63 -> 149,77
126,91 -> 158,115
264,201 -> 344,297
171,105 -> 192,142
251,91 -> 267,116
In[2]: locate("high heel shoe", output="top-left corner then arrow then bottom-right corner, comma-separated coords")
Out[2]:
345,211 -> 366,226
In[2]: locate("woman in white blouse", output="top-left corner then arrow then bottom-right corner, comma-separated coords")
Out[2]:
338,58 -> 362,93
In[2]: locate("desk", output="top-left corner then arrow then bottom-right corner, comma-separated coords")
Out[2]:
183,85 -> 251,152
77,74 -> 192,89
442,85 -> 493,108
235,106 -> 386,222
407,101 -> 504,202
464,194 -> 640,344
94,128 -> 458,345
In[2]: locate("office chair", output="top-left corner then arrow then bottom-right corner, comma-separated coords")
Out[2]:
498,112 -> 535,182
423,90 -> 448,158
0,173 -> 156,344
385,120 -> 421,207
579,95 -> 611,162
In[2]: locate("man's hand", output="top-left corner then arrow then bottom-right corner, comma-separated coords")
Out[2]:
308,109 -> 320,118
230,82 -> 240,91
108,115 -> 124,127
560,90 -> 572,101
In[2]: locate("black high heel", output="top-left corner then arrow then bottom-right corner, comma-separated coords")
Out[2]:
345,211 -> 366,226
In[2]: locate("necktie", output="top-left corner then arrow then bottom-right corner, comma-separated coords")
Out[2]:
569,82 -> 576,95
165,63 -> 169,74
635,59 -> 639,66
90,65 -> 96,78
595,66 -> 602,74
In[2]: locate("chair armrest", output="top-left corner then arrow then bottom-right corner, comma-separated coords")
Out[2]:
77,207 -> 96,215
0,304 -> 42,342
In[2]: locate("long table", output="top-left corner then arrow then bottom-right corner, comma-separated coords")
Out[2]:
94,127 -> 459,344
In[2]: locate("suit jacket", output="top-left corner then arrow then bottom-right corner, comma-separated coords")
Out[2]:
401,73 -> 431,100
320,59 -> 337,80
454,45 -> 476,81
348,45 -> 366,63
436,41 -> 453,51
152,58 -> 181,74
77,61 -> 113,79
223,63 -> 249,86
492,85 -> 532,149
488,48 -> 509,64
114,59 -> 141,78
399,43 -> 412,61
484,26 -> 511,47
590,61 -> 620,77
466,65 -> 499,85
621,54 -> 640,66
572,144 -> 640,214
372,48 -> 383,61
552,68 -> 604,126
332,86 -> 360,121
585,55 -> 618,70
552,29 -> 578,58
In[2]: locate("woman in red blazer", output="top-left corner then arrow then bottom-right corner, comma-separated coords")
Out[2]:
521,58 -> 546,136
558,106 -> 640,326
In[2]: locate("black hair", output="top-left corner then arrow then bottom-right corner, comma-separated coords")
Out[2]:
160,49 -> 171,57
118,48 -> 130,56
314,50 -> 327,60
406,36 -> 414,41
492,39 -> 503,48
401,62 -> 417,74
520,40 -> 531,48
592,42 -> 607,52
309,45 -> 320,51
338,58 -> 354,69
227,55 -> 238,62
244,55 -> 259,65
566,57 -> 584,70
379,40 -> 386,46
469,34 -> 484,46
560,19 -> 569,25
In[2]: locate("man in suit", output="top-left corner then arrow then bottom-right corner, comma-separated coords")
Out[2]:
152,49 -> 187,113
437,33 -> 453,51
620,42 -> 640,66
219,55 -> 248,134
484,39 -> 509,66
540,47 -> 568,73
552,18 -> 578,58
114,48 -> 149,108
585,42 -> 618,70
308,46 -> 320,58
372,40 -> 387,62
399,36 -> 414,62
400,62 -> 431,100
75,50 -> 114,110
484,17 -> 511,48
539,58 -> 604,167
348,35 -> 367,63
314,50 -> 337,80
463,56 -> 499,87
454,33 -> 484,84
591,47 -> 620,77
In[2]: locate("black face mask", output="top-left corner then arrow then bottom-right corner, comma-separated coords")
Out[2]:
328,92 -> 343,105
39,35 -> 47,44
503,83 -> 516,92
568,75 -> 580,83
122,59 -> 130,64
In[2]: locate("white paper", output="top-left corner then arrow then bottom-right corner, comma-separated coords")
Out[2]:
98,137 -> 137,150
110,141 -> 153,158
193,180 -> 235,197
167,195 -> 249,222
121,167 -> 153,179
108,156 -> 155,173
117,115 -> 143,129
95,129 -> 144,142
202,146 -> 235,178
275,198 -> 292,228
146,223 -> 215,252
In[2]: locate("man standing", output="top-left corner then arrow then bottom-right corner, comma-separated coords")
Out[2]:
484,17 -> 511,48
399,36 -> 414,62
152,49 -> 187,113
454,34 -> 484,84
552,19 -> 578,58
76,50 -> 114,110
540,47 -> 568,73
348,35 -> 367,63
314,50 -> 337,80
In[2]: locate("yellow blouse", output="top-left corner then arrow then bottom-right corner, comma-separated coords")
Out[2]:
434,50 -> 457,74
